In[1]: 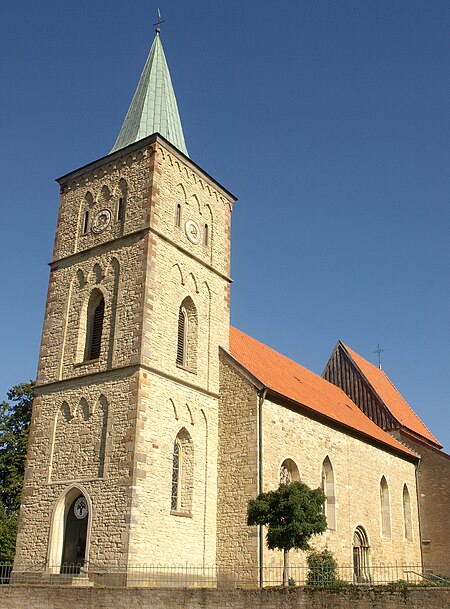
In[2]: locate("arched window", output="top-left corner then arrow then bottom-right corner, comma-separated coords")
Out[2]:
353,526 -> 370,583
176,297 -> 197,371
85,290 -> 105,361
82,211 -> 90,235
322,457 -> 336,530
170,428 -> 193,514
81,192 -> 94,235
175,203 -> 181,227
204,224 -> 209,246
117,197 -> 124,221
403,484 -> 413,540
279,458 -> 300,485
118,178 -> 127,223
380,476 -> 391,537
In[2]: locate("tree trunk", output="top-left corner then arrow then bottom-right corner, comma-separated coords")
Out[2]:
283,548 -> 289,587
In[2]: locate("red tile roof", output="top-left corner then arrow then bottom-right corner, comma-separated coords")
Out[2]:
228,327 -> 416,459
341,343 -> 441,448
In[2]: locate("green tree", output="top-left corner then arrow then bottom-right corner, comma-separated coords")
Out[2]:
0,381 -> 34,562
247,481 -> 326,586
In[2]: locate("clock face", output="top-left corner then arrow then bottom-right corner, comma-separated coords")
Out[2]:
92,209 -> 112,234
74,497 -> 88,520
185,219 -> 201,244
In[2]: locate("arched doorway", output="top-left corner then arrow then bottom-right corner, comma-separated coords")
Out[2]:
47,485 -> 92,575
61,495 -> 88,573
353,526 -> 370,583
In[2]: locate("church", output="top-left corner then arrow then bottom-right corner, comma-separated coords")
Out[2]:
14,25 -> 447,586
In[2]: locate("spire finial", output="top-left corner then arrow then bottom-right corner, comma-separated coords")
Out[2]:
373,344 -> 385,370
153,8 -> 165,34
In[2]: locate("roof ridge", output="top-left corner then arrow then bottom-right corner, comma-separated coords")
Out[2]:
229,327 -> 416,460
380,367 -> 438,440
341,342 -> 440,447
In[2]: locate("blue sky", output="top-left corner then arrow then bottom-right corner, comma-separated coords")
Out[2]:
0,1 -> 449,449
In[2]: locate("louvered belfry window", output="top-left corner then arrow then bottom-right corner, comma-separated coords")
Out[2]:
88,296 -> 105,360
176,307 -> 186,366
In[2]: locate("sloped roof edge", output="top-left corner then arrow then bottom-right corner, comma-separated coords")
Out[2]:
228,327 -> 417,461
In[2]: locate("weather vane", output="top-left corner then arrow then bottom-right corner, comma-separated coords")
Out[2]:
373,344 -> 385,370
153,8 -> 165,34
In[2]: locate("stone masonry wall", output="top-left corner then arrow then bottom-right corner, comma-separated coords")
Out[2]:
217,357 -> 259,580
16,136 -> 236,570
127,371 -> 219,566
260,397 -> 422,572
393,431 -> 450,574
141,143 -> 233,395
216,361 -> 422,581
1,586 -> 449,609
15,373 -> 140,568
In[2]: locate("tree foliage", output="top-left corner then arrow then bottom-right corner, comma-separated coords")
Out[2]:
247,481 -> 327,552
0,381 -> 34,562
247,481 -> 327,585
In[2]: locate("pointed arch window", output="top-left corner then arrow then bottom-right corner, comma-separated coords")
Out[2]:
170,428 -> 193,515
322,457 -> 336,530
85,290 -> 105,361
403,484 -> 413,540
171,440 -> 181,511
176,297 -> 197,371
204,224 -> 209,246
380,476 -> 391,537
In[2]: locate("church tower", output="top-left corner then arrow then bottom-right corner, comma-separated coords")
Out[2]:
15,27 -> 236,573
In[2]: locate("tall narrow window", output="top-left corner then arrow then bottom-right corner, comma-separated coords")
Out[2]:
175,204 -> 181,227
380,476 -> 391,537
171,441 -> 181,511
353,527 -> 370,583
117,197 -> 124,221
118,178 -> 127,226
85,291 -> 105,361
170,428 -> 193,514
176,297 -> 198,371
176,308 -> 187,366
204,224 -> 209,246
322,457 -> 336,530
82,211 -> 89,235
403,484 -> 413,540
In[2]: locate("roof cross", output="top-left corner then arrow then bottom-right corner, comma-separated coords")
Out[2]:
373,344 -> 385,370
153,8 -> 165,34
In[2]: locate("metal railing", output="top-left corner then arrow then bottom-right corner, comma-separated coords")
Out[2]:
1,562 -> 449,588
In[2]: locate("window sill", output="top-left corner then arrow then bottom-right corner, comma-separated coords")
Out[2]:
176,363 -> 196,375
170,510 -> 192,518
74,358 -> 100,368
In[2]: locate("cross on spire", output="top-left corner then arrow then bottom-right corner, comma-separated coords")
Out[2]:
153,8 -> 165,34
373,344 -> 385,370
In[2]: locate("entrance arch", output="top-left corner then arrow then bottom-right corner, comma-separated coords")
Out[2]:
47,485 -> 92,574
353,526 -> 370,583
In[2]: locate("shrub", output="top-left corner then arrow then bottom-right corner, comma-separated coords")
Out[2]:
307,549 -> 339,587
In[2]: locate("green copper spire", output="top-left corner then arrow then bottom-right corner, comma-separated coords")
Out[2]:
111,31 -> 188,156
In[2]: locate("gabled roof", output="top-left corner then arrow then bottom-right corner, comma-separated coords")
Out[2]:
228,327 -> 416,460
111,32 -> 188,156
341,342 -> 441,448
